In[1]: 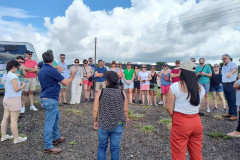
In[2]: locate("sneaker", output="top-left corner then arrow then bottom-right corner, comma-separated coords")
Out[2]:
14,137 -> 27,144
149,103 -> 152,106
30,106 -> 38,111
158,101 -> 163,105
1,135 -> 13,142
85,98 -> 89,103
58,102 -> 62,106
69,102 -> 75,105
138,100 -> 142,104
223,108 -> 227,113
132,100 -> 136,104
20,107 -> 25,114
212,107 -> 218,111
207,108 -> 210,113
141,103 -> 145,106
154,104 -> 158,106
90,98 -> 94,102
228,131 -> 240,137
198,112 -> 204,116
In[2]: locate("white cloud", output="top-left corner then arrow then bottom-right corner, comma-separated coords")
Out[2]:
0,0 -> 240,65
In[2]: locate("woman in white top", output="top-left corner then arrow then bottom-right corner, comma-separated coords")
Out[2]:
109,61 -> 121,76
138,65 -> 151,105
82,59 -> 94,103
166,61 -> 205,160
1,60 -> 27,144
69,59 -> 83,104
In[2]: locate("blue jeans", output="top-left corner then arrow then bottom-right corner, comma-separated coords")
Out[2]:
41,98 -> 60,149
97,124 -> 123,160
223,83 -> 237,117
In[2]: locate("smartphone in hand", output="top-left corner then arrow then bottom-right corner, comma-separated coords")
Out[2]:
24,80 -> 29,83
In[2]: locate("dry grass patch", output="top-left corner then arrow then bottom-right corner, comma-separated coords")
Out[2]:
65,108 -> 83,115
141,125 -> 155,133
128,110 -> 144,120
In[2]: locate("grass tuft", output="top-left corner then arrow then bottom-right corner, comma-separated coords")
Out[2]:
158,118 -> 172,125
141,125 -> 155,132
69,141 -> 76,145
213,114 -> 222,120
65,109 -> 83,115
207,132 -> 233,140
128,110 -> 144,120
19,134 -> 27,138
33,101 -> 41,104
142,105 -> 152,108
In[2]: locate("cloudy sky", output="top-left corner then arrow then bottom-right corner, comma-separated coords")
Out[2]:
0,0 -> 240,64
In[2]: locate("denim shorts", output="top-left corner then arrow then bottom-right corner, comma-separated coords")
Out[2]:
124,80 -> 134,89
210,85 -> 223,92
201,83 -> 210,93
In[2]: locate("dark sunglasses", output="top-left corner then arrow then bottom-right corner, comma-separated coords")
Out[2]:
19,62 -> 24,64
75,62 -> 79,63
200,63 -> 204,65
214,66 -> 219,67
222,58 -> 227,60
151,68 -> 155,69
84,62 -> 87,64
28,53 -> 33,55
61,57 -> 65,59
142,67 -> 146,68
127,64 -> 131,66
176,62 -> 180,64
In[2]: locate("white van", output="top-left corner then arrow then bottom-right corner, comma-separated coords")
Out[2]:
0,41 -> 38,89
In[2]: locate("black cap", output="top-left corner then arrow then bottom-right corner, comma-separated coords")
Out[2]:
103,71 -> 119,84
25,50 -> 33,54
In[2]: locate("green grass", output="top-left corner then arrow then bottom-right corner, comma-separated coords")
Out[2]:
142,105 -> 152,108
141,125 -> 155,133
134,124 -> 142,128
18,124 -> 22,129
213,114 -> 222,120
128,110 -> 144,120
19,134 -> 27,138
69,141 -> 76,145
33,101 -> 41,104
65,109 -> 83,115
158,118 -> 172,125
167,123 -> 172,130
0,131 -> 1,137
207,132 -> 233,140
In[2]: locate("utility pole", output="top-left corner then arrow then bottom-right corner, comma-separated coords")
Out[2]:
94,37 -> 97,65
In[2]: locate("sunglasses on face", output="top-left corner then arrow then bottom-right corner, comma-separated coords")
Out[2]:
214,66 -> 219,67
127,64 -> 131,66
200,63 -> 204,65
61,57 -> 65,59
84,62 -> 87,64
19,62 -> 24,64
142,67 -> 146,68
151,68 -> 155,69
28,53 -> 33,55
222,58 -> 227,60
176,62 -> 180,64
75,62 -> 79,63
112,63 -> 116,64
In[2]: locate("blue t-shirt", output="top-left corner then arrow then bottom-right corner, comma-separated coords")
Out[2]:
95,67 -> 107,82
38,64 -> 64,100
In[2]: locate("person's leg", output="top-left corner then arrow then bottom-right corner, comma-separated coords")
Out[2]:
1,109 -> 10,138
110,124 -> 123,160
41,98 -> 58,149
146,90 -> 150,104
62,88 -> 67,103
149,91 -> 153,104
142,90 -> 145,104
137,88 -> 141,101
218,92 -> 226,109
97,127 -> 109,160
10,111 -> 20,140
211,92 -> 218,109
163,94 -> 166,106
76,80 -> 82,104
59,89 -> 62,103
153,91 -> 157,105
205,93 -> 209,109
132,88 -> 136,102
84,82 -> 88,99
87,85 -> 91,100
126,89 -> 130,102
52,101 -> 60,141
129,88 -> 133,103
223,84 -> 231,115
70,79 -> 77,104
228,85 -> 237,117
22,92 -> 28,108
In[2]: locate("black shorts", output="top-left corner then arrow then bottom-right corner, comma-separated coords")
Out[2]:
134,81 -> 140,89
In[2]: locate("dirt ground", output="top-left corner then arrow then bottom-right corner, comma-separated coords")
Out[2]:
0,87 -> 239,160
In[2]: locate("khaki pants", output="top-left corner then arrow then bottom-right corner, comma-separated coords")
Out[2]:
95,82 -> 106,91
23,78 -> 36,92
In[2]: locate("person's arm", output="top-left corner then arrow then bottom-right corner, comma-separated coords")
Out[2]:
12,79 -> 27,92
166,88 -> 175,117
147,72 -> 152,81
226,68 -> 238,78
60,67 -> 78,86
123,71 -> 127,83
95,71 -> 102,77
93,89 -> 101,130
130,73 -> 135,83
159,71 -> 162,86
170,70 -> 180,78
90,67 -> 94,77
233,80 -> 240,90
123,92 -> 128,121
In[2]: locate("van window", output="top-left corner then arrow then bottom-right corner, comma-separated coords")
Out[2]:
0,45 -> 27,64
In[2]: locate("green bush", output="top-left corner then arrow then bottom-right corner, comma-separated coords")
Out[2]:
141,125 -> 155,132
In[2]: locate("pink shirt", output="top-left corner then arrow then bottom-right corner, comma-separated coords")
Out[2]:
23,58 -> 37,78
171,69 -> 180,83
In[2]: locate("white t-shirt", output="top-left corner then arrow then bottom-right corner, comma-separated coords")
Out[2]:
170,82 -> 205,115
138,71 -> 150,85
4,71 -> 22,98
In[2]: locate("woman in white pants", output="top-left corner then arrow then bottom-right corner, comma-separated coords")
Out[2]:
69,59 -> 83,104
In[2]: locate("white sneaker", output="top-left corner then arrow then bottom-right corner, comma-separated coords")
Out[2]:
30,106 -> 38,111
149,103 -> 152,106
158,101 -> 163,105
14,137 -> 27,144
207,108 -> 210,113
1,135 -> 13,142
20,107 -> 25,114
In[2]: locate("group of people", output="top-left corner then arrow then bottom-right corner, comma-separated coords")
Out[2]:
1,49 -> 240,160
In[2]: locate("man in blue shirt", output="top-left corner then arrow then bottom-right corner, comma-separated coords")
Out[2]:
95,59 -> 107,94
89,57 -> 96,101
58,54 -> 69,105
222,54 -> 238,121
38,51 -> 77,154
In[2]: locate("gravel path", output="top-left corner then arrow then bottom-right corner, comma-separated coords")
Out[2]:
0,87 -> 239,160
